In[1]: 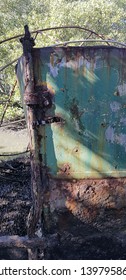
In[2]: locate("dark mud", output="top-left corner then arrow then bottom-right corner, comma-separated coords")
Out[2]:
0,157 -> 126,260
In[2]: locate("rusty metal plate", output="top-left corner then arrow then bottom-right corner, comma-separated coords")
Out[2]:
17,46 -> 126,179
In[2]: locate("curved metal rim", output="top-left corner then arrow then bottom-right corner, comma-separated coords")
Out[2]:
0,25 -> 107,44
49,39 -> 126,48
1,25 -> 125,47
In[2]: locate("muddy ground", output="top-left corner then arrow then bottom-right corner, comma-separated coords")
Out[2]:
1,157 -> 126,260
0,122 -> 126,259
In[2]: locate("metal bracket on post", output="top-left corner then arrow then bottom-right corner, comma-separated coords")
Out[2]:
24,91 -> 53,108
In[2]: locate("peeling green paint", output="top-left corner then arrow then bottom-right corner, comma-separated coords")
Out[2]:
17,46 -> 126,179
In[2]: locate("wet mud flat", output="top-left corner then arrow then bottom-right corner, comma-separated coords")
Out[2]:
0,157 -> 126,259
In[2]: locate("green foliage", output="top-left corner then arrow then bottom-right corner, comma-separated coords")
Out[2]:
0,0 -> 125,122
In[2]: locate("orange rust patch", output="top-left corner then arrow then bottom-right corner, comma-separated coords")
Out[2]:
44,177 -> 126,231
66,198 -> 98,222
36,81 -> 55,94
59,163 -> 71,175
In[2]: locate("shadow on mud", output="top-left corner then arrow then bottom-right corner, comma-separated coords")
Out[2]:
0,235 -> 126,260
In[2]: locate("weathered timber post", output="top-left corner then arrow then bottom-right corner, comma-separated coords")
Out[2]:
20,26 -> 44,259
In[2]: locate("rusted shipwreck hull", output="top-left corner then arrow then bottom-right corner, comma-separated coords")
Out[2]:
16,27 -> 126,240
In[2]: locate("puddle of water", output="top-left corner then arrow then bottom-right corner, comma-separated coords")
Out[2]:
0,128 -> 29,161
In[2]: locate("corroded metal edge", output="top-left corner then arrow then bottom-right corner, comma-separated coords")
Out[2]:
43,177 -> 126,233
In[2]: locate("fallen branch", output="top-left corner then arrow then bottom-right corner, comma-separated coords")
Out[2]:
0,118 -> 26,128
0,150 -> 30,157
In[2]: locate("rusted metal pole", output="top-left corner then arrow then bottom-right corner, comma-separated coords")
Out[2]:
20,26 -> 44,254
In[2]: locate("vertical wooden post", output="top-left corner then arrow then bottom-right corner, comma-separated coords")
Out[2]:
20,26 -> 44,259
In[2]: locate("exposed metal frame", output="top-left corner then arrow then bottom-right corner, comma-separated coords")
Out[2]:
0,25 -> 126,47
49,39 -> 126,48
1,25 -> 125,73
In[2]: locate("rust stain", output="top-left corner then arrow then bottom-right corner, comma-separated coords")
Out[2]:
65,199 -> 98,222
64,178 -> 126,223
43,177 -> 126,232
69,98 -> 85,132
59,163 -> 71,175
36,81 -> 55,95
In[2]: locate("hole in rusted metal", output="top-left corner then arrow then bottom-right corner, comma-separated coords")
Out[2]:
101,123 -> 107,128
73,147 -> 79,153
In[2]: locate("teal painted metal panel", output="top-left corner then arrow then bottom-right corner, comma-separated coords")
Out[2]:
17,46 -> 126,178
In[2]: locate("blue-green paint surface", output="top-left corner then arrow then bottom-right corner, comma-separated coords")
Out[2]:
17,47 -> 126,178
